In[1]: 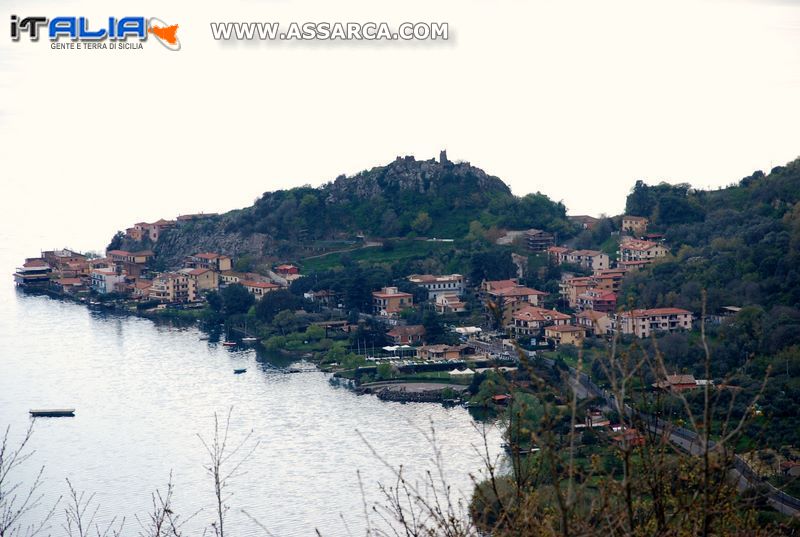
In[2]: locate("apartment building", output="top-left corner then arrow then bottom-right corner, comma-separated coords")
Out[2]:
372,287 -> 414,317
408,273 -> 465,300
618,239 -> 668,264
613,308 -> 693,338
149,272 -> 197,303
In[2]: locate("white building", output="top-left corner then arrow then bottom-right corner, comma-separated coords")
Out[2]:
407,274 -> 465,300
90,269 -> 125,294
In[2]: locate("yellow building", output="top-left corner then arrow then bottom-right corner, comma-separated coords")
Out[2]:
185,252 -> 233,273
180,268 -> 219,291
544,325 -> 586,347
242,280 -> 280,299
372,287 -> 414,317
575,310 -> 612,336
149,272 -> 197,303
621,215 -> 648,236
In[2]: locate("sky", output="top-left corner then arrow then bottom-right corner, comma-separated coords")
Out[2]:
1,0 -> 800,253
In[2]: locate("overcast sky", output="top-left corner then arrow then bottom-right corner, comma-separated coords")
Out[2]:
1,0 -> 799,251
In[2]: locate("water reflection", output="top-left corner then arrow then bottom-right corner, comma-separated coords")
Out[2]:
0,291 -> 503,536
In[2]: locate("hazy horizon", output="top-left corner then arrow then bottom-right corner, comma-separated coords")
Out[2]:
2,0 -> 800,252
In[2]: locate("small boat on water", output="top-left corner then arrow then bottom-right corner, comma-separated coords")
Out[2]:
234,368 -> 247,374
30,408 -> 75,417
242,337 -> 258,343
199,335 -> 210,341
222,341 -> 237,347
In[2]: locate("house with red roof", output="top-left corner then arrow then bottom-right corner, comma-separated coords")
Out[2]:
372,287 -> 413,317
178,267 -> 219,291
576,289 -> 617,313
241,280 -> 280,299
511,306 -> 572,337
618,239 -> 668,265
184,252 -> 233,273
613,308 -> 693,338
386,325 -> 426,345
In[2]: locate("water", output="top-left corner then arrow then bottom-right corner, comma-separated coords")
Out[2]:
0,243 -> 502,536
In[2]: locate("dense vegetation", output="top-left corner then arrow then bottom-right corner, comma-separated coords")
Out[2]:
223,155 -> 573,241
597,159 -> 800,447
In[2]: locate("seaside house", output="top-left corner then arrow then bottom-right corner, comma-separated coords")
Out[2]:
179,267 -> 219,291
149,272 -> 197,303
372,287 -> 414,317
386,325 -> 426,345
13,258 -> 52,287
107,249 -> 154,278
416,344 -> 468,361
242,280 -> 280,299
90,268 -> 126,294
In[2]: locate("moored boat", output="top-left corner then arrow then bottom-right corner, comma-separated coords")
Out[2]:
30,408 -> 75,417
234,368 -> 247,374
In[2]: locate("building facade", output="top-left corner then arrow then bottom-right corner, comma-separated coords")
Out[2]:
372,287 -> 414,317
613,308 -> 693,338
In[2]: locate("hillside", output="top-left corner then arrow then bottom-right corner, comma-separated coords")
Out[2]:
117,153 -> 573,266
620,158 -> 800,313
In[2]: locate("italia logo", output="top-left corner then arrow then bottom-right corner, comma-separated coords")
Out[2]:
10,15 -> 180,51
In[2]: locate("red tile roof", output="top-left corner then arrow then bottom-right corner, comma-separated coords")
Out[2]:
242,280 -> 279,289
485,279 -> 517,290
387,325 -> 426,337
492,286 -> 548,297
513,306 -> 571,322
619,308 -> 692,318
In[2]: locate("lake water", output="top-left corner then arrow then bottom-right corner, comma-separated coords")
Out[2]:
0,239 -> 502,536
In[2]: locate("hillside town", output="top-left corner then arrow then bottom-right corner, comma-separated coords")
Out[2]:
14,212 -> 697,361
10,155 -> 800,530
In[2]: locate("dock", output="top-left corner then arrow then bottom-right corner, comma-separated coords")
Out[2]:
30,409 -> 75,417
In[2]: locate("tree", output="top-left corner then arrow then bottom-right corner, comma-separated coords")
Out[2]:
206,290 -> 223,312
254,290 -> 304,323
220,284 -> 254,316
470,250 -> 516,284
411,212 -> 433,235
107,231 -> 125,252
